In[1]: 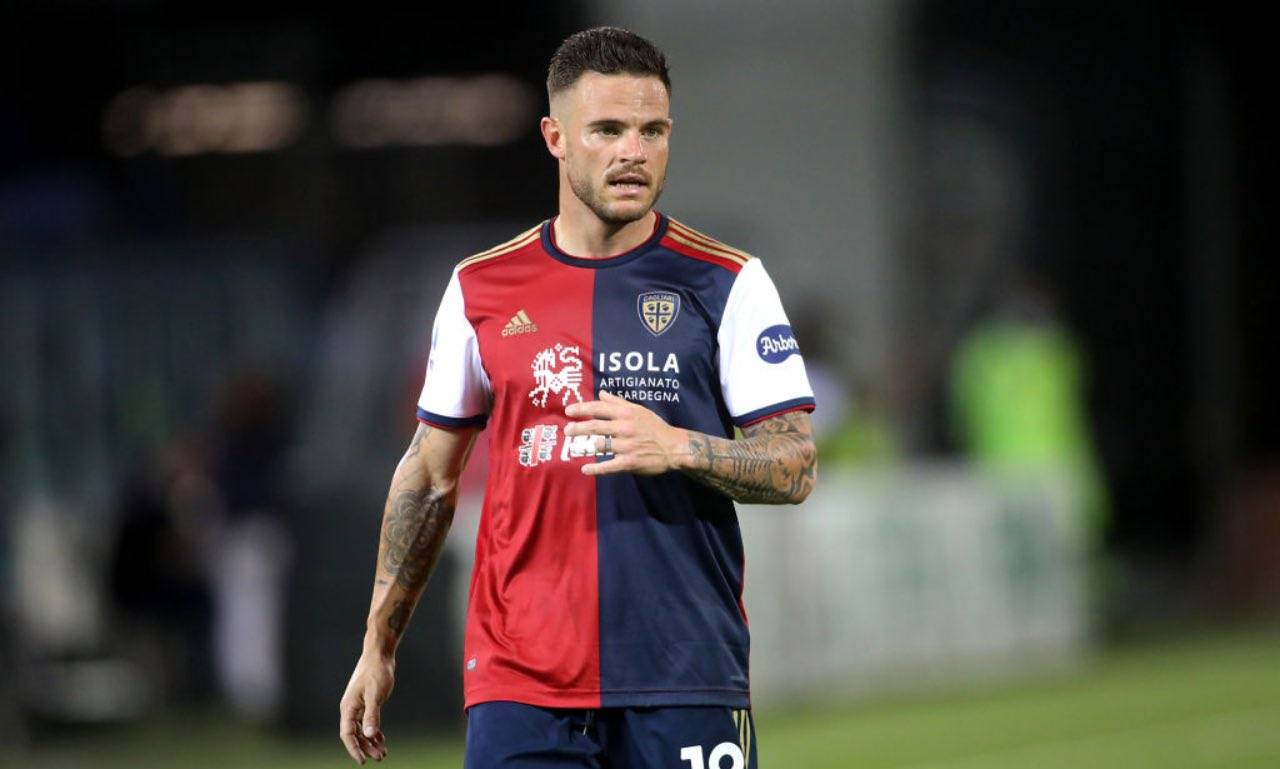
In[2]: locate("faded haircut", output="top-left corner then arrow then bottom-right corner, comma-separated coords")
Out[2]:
546,27 -> 671,101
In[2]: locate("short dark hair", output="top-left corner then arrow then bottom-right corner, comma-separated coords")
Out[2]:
546,27 -> 671,101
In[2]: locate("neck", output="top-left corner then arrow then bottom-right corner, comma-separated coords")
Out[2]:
554,185 -> 657,258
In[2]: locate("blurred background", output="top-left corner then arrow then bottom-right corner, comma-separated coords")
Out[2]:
2,1 -> 1276,767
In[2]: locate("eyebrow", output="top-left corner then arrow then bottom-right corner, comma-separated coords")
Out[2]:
585,118 -> 670,129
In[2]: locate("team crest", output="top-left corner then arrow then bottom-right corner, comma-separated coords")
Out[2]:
637,291 -> 681,336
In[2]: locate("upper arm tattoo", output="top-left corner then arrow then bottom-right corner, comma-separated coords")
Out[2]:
683,411 -> 817,504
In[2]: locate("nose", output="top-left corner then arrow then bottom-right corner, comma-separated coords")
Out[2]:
619,129 -> 647,163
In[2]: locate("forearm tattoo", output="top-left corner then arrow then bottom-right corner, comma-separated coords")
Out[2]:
683,411 -> 817,504
387,599 -> 413,636
381,487 -> 455,591
376,424 -> 456,637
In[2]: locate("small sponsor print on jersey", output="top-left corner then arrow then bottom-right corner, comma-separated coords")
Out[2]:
515,421 -> 608,468
501,309 -> 539,337
529,343 -> 584,408
562,433 -> 600,460
517,424 -> 559,467
757,324 -> 801,363
637,290 -> 681,336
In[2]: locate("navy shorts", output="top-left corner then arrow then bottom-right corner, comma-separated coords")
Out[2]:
465,701 -> 758,769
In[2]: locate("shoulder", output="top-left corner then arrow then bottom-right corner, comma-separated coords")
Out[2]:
659,216 -> 756,275
455,222 -> 545,276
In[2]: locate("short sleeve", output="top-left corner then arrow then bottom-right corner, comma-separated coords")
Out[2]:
416,268 -> 491,429
717,259 -> 816,427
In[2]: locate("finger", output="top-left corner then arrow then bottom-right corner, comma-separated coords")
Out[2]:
356,728 -> 383,762
593,435 -> 636,455
341,735 -> 366,764
581,456 -> 630,476
340,700 -> 361,749
370,731 -> 389,759
564,400 -> 623,419
593,390 -> 638,414
340,718 -> 368,764
361,696 -> 386,760
361,732 -> 385,761
354,729 -> 379,762
602,436 -> 633,454
361,698 -> 381,742
341,699 -> 377,764
565,419 -> 619,437
351,714 -> 381,762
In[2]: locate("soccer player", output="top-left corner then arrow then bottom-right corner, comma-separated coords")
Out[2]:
339,27 -> 817,769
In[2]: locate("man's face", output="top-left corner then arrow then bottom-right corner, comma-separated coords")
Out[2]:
550,72 -> 672,225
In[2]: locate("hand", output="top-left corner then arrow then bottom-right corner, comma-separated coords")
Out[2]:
564,390 -> 689,476
339,651 -> 395,764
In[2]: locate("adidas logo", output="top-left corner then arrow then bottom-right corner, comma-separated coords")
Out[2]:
501,309 -> 539,337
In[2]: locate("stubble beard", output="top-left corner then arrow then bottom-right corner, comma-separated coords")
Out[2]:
567,164 -> 665,226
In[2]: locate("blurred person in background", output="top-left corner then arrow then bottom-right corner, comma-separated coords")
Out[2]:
207,370 -> 293,721
109,433 -> 219,703
339,26 -> 817,769
107,369 -> 293,718
948,268 -> 1109,553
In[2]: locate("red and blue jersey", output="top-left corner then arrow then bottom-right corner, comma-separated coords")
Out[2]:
416,212 -> 815,710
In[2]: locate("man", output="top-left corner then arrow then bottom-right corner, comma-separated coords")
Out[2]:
340,27 -> 817,769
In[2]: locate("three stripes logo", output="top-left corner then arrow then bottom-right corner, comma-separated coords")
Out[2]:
502,309 -> 539,337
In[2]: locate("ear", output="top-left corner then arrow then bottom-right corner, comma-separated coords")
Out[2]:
540,116 -> 566,160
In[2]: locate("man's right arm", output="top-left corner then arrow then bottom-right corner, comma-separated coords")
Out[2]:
339,422 -> 478,765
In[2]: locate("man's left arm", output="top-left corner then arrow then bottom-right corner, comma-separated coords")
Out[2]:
565,391 -> 817,504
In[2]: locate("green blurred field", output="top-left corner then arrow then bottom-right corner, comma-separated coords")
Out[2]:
19,629 -> 1280,769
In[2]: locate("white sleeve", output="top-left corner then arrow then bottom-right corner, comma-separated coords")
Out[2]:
717,259 -> 816,427
415,268 -> 491,428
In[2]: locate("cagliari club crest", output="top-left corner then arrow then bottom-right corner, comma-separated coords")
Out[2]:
637,290 -> 681,336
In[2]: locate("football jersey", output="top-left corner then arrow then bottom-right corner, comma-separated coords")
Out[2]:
416,212 -> 815,709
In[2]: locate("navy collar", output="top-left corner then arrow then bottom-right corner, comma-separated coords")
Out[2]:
541,212 -> 668,269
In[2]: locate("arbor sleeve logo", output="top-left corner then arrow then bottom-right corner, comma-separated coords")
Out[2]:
529,343 -> 584,408
637,290 -> 681,336
756,324 -> 801,363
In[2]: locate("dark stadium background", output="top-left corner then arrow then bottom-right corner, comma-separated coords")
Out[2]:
2,3 -> 1275,767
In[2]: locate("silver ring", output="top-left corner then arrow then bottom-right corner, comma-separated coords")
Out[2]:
603,435 -> 613,454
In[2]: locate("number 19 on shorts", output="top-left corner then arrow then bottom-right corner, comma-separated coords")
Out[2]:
681,742 -> 746,769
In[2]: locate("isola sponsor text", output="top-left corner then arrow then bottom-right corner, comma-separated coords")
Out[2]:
597,351 -> 681,374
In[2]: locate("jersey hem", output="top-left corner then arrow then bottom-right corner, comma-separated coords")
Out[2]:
733,397 -> 816,428
416,407 -> 488,429
464,686 -> 752,711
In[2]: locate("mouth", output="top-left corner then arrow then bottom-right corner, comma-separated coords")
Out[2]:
607,172 -> 649,195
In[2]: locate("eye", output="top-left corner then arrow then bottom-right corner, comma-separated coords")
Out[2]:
596,126 -> 621,136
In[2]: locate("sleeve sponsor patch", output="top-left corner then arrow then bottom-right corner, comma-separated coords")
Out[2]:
756,324 -> 801,363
